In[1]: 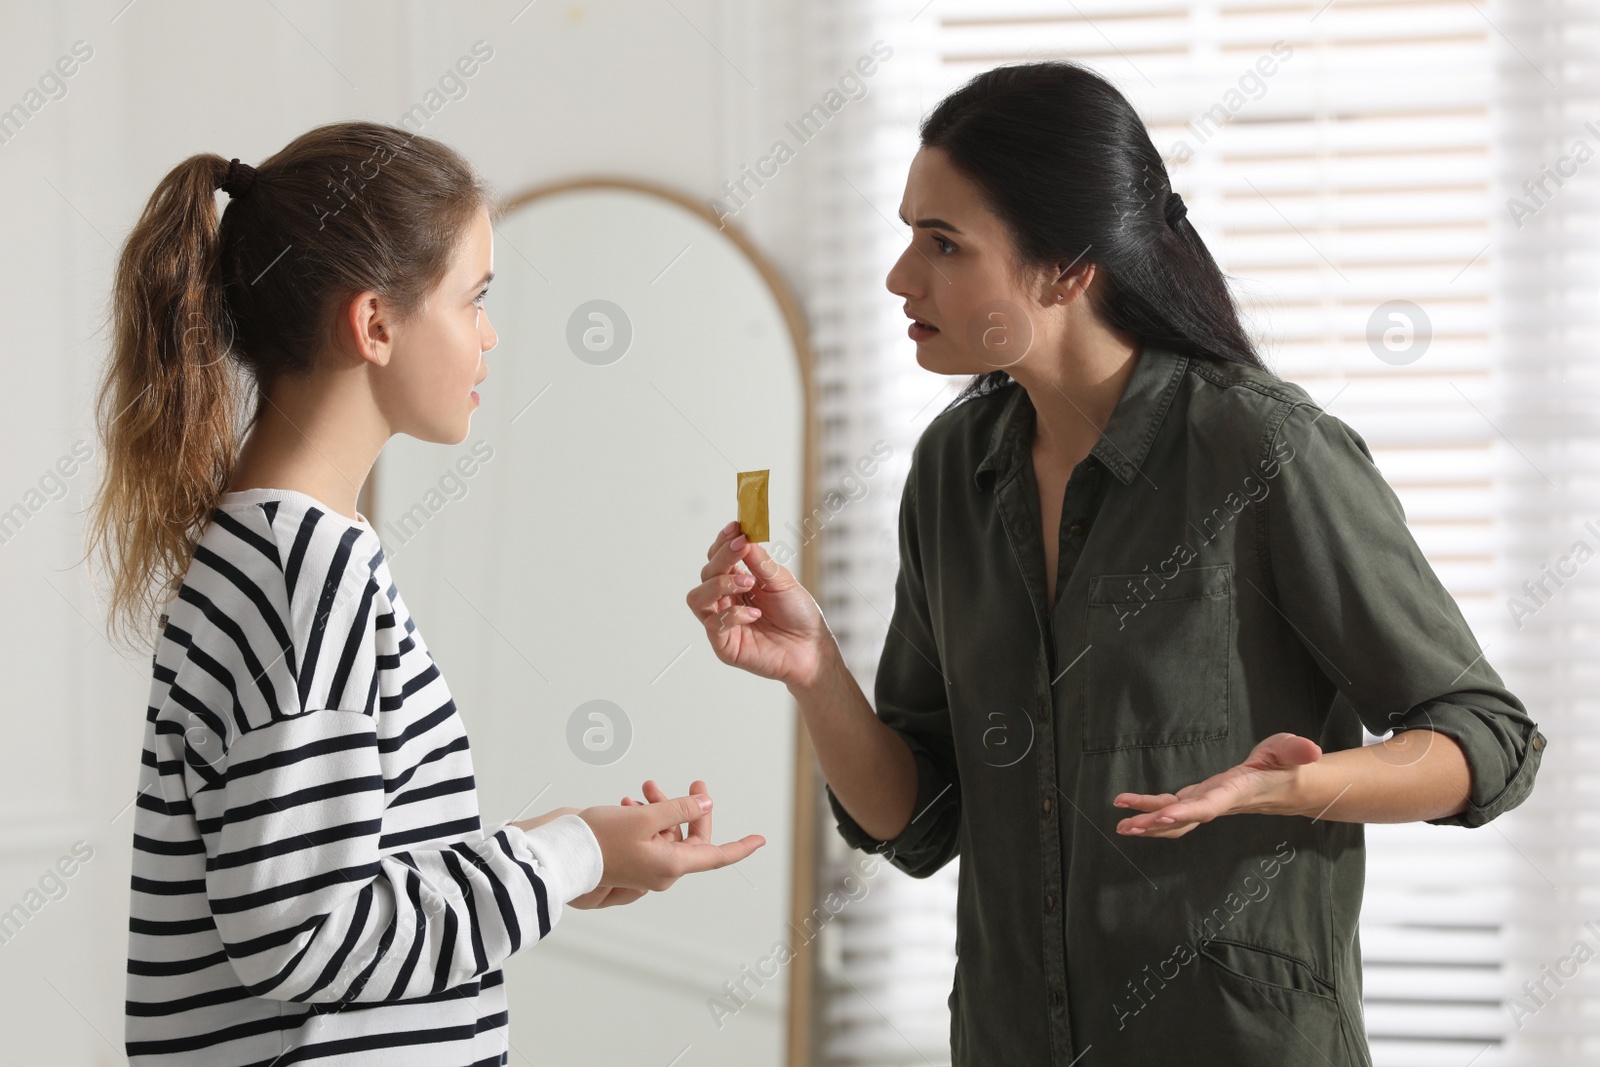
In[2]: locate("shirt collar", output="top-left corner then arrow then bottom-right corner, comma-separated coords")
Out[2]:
973,340 -> 1188,489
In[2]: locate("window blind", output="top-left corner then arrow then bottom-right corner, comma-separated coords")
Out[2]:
804,1 -> 1598,1064
1485,2 -> 1600,1065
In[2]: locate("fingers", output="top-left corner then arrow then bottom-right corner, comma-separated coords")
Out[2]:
636,780 -> 713,845
700,524 -> 754,583
698,523 -> 790,587
647,793 -> 712,834
711,602 -> 763,634
745,541 -> 788,585
1112,792 -> 1180,811
1116,805 -> 1186,833
1119,817 -> 1200,840
640,780 -> 682,842
1116,795 -> 1223,836
704,520 -> 742,563
685,573 -> 762,630
685,779 -> 711,843
673,835 -> 766,873
686,572 -> 760,621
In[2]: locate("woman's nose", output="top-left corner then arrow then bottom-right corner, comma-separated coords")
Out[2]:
886,243 -> 921,299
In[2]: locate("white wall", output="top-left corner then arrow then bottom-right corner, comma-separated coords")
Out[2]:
0,1 -> 822,1061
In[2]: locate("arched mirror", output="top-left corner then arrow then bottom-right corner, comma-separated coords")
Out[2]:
366,179 -> 818,1066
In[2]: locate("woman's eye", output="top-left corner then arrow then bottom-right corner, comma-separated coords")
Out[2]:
473,289 -> 489,307
932,235 -> 956,255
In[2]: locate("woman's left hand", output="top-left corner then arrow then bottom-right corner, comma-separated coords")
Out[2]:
1112,732 -> 1323,839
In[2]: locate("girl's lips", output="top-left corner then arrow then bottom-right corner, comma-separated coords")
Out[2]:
909,321 -> 940,341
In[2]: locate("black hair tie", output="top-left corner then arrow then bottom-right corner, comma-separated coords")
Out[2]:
219,157 -> 256,199
1164,191 -> 1187,227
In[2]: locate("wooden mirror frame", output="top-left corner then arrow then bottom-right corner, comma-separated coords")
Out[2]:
359,176 -> 821,1067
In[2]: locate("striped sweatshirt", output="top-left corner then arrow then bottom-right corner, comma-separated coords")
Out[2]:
125,487 -> 603,1066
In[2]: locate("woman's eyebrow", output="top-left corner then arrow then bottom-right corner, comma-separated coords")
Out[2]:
470,270 -> 494,290
896,209 -> 963,234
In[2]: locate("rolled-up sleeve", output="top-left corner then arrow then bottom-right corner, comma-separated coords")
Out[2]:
1263,401 -> 1545,827
826,466 -> 962,876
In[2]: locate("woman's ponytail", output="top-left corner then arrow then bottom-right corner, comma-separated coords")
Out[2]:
89,154 -> 246,656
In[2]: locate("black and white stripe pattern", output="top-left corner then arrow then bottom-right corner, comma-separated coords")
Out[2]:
125,487 -> 602,1066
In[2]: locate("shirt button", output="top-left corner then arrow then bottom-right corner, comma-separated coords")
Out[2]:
1037,702 -> 1049,723
1050,989 -> 1062,1007
1069,523 -> 1083,536
1042,795 -> 1053,814
1044,894 -> 1056,912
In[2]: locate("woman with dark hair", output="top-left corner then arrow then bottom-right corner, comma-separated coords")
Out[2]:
689,62 -> 1544,1064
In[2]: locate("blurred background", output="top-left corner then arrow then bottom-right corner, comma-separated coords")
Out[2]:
1,1 -> 1597,1065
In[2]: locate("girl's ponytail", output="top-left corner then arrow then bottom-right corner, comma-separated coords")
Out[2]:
88,123 -> 491,656
89,154 -> 245,656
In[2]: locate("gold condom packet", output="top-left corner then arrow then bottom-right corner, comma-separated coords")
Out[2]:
737,469 -> 770,542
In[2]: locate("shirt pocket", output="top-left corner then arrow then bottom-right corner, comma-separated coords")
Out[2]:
1082,562 -> 1233,752
1195,937 -> 1351,1061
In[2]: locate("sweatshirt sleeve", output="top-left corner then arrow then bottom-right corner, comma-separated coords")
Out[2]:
203,706 -> 603,1004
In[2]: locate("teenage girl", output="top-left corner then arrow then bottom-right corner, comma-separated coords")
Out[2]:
92,121 -> 763,1066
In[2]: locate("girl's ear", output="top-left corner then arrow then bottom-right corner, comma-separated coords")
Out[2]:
341,290 -> 393,367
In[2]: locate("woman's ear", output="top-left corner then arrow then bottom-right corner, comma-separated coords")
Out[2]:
1049,260 -> 1097,306
1056,260 -> 1094,302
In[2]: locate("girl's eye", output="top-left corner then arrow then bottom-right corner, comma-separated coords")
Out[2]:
932,235 -> 956,256
473,289 -> 489,307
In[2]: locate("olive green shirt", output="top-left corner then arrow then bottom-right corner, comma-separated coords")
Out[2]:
826,340 -> 1545,1066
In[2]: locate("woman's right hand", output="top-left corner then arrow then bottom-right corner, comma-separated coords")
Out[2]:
686,520 -> 835,689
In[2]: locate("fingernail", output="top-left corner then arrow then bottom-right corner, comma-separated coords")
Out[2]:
731,535 -> 747,549
1126,826 -> 1144,834
1157,817 -> 1175,824
696,795 -> 712,812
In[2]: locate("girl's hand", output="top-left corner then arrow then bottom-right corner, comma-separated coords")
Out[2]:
581,778 -> 711,908
1112,733 -> 1323,839
572,776 -> 716,907
687,520 -> 834,689
578,788 -> 764,892
621,778 -> 702,844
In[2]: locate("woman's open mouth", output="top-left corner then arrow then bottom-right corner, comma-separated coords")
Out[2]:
908,319 -> 940,341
